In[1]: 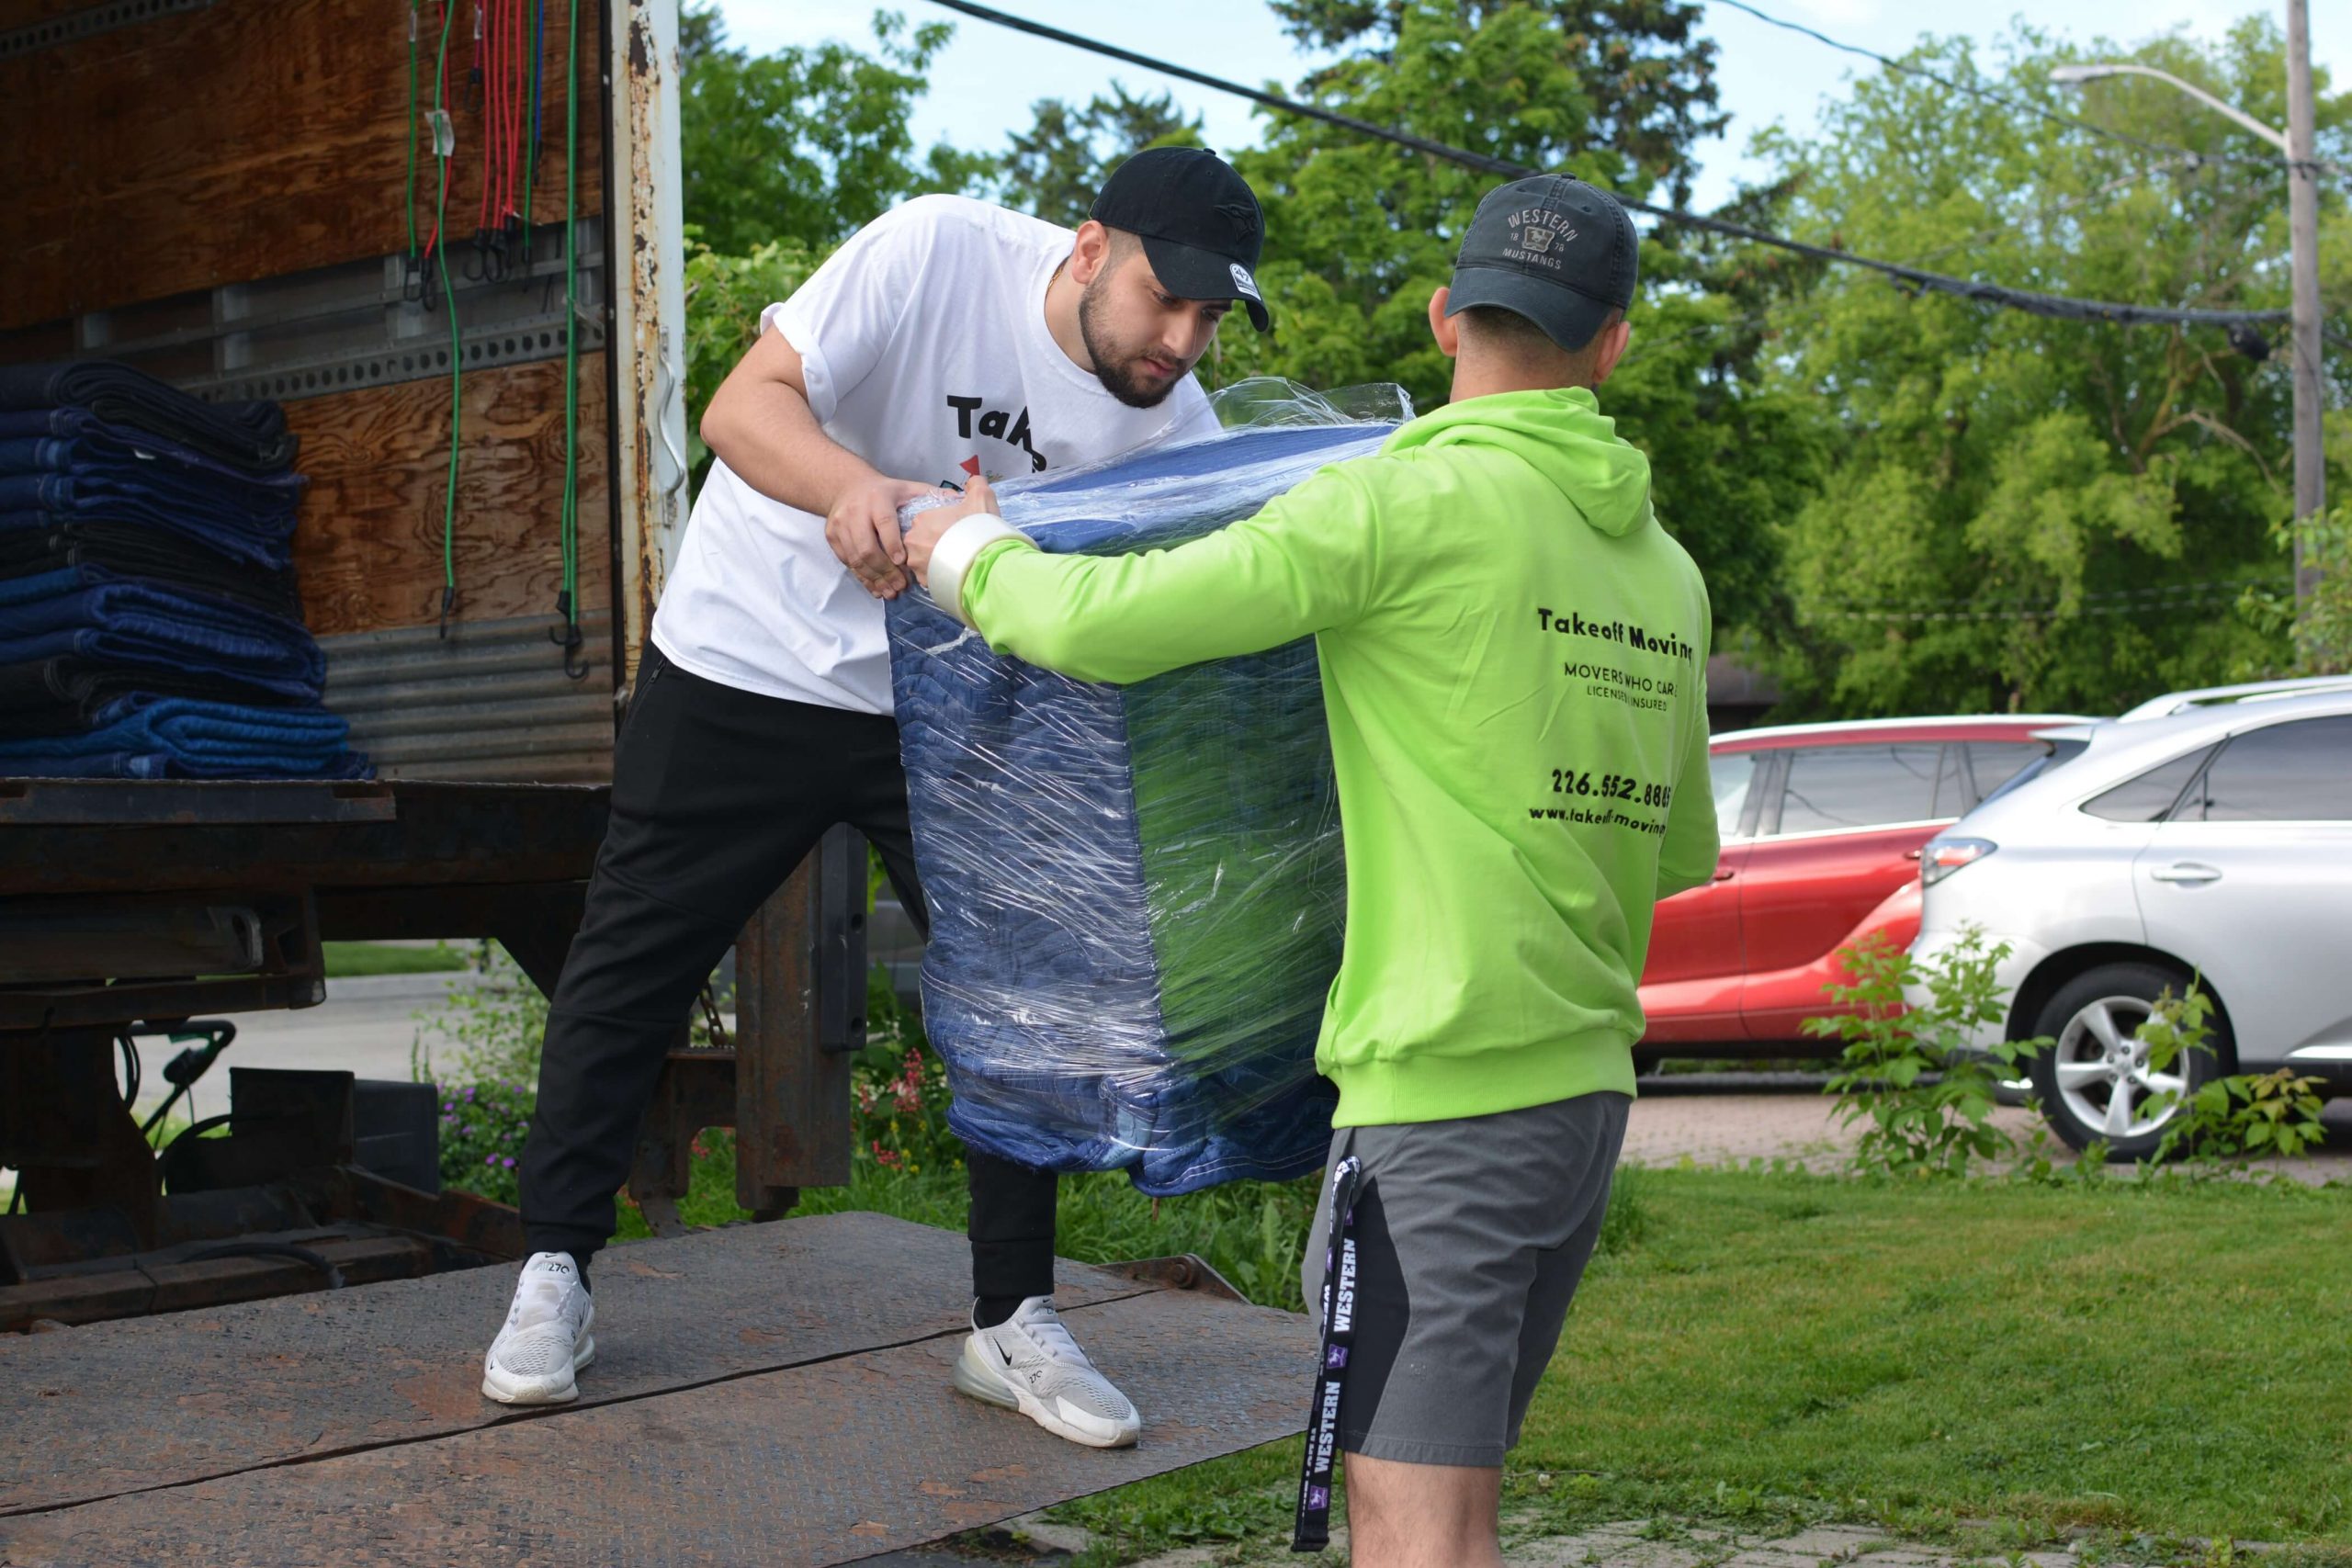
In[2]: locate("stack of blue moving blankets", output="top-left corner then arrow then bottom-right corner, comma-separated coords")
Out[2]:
888,415 -> 1396,1196
0,361 -> 368,780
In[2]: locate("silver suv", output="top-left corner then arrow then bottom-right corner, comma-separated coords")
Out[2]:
1913,682 -> 2352,1157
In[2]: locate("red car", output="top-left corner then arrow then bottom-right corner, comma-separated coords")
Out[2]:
1637,716 -> 2086,1057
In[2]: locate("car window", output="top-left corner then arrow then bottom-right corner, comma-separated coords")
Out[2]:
1710,751 -> 1758,838
1967,742 -> 2046,803
1774,744 -> 1941,834
1979,739 -> 2085,808
2083,747 -> 2210,822
2176,716 -> 2352,822
1930,746 -> 1970,818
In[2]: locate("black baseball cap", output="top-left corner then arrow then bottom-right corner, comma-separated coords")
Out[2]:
1446,175 -> 1638,352
1090,148 -> 1272,333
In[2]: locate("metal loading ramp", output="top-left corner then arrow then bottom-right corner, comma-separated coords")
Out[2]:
0,1212 -> 1315,1567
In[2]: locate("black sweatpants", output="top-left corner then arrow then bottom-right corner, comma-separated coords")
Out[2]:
518,642 -> 1058,1302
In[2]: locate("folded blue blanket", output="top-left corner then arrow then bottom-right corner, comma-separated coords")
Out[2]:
0,571 -> 324,701
0,694 -> 366,780
0,468 -> 300,540
0,540 -> 302,622
0,362 -> 296,473
0,654 -> 301,735
887,415 -> 1395,1195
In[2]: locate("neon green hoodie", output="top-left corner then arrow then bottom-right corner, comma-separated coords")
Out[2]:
937,386 -> 1718,1128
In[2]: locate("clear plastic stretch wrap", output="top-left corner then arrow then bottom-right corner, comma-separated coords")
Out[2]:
887,381 -> 1408,1195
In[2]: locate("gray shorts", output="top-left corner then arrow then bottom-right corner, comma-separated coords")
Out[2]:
1299,1090 -> 1630,1468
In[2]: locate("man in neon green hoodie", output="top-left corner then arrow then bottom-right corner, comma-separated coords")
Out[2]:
905,175 -> 1717,1567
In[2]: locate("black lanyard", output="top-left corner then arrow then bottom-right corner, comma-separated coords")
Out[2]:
1293,1154 -> 1363,1552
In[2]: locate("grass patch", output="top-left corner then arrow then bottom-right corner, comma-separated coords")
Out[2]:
322,940 -> 465,977
611,1135 -> 1331,1313
1080,1170 -> 2352,1562
1510,1170 -> 2352,1547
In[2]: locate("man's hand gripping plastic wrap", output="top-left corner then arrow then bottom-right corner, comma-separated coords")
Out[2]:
886,380 -> 1408,1196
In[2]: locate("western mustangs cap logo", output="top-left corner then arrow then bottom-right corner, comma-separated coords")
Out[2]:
1504,207 -> 1576,269
1229,261 -> 1262,302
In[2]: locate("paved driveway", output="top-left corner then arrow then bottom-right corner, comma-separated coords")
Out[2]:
1622,1070 -> 2352,1184
94,978 -> 2352,1189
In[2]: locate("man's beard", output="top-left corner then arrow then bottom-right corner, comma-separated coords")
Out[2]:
1079,281 -> 1181,410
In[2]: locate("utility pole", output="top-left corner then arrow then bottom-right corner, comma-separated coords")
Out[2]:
2286,0 -> 2325,605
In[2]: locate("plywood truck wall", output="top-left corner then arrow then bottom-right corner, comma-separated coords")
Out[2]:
0,0 -> 625,782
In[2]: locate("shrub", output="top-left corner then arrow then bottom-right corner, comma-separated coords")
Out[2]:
2143,986 -> 2328,1168
854,966 -> 964,1175
1806,929 -> 2048,1179
437,1078 -> 534,1204
413,942 -> 548,1089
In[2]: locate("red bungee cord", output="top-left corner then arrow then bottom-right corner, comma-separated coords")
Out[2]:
503,0 -> 525,243
475,0 -> 500,257
423,0 -> 453,275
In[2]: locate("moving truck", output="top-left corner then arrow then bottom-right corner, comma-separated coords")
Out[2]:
0,0 -> 870,1320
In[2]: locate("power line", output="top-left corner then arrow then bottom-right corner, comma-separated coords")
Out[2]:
1707,0 -> 2298,179
924,0 -> 2290,332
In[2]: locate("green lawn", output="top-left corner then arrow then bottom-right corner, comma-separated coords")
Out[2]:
625,1155 -> 2352,1562
322,940 -> 467,977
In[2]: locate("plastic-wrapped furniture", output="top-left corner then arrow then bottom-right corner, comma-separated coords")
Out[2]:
887,382 -> 1406,1194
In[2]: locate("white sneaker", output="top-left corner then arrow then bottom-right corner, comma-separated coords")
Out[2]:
952,1296 -> 1141,1449
481,1251 -> 596,1404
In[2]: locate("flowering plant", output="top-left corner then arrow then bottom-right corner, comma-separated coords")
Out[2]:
435,1078 -> 535,1203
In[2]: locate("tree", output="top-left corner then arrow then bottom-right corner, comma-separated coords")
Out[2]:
684,239 -> 820,490
1000,85 -> 1204,228
1205,1 -> 1817,637
1220,0 -> 1731,392
679,6 -> 989,255
679,6 -> 998,490
1752,18 -> 2351,716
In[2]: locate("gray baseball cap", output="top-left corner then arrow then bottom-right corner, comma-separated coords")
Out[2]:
1445,175 -> 1638,352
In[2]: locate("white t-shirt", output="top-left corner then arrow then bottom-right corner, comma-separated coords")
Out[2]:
650,195 -> 1219,715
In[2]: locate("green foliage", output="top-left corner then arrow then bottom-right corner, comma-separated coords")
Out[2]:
1808,929 -> 2049,1178
999,85 -> 1204,229
678,6 -> 986,256
1601,185 -> 1832,636
1755,18 -> 2352,716
322,940 -> 462,977
412,945 -> 545,1201
1224,0 -> 1724,412
854,968 -> 964,1176
2141,985 -> 2330,1168
436,1077 -> 534,1204
682,237 -> 823,485
2241,487 -> 2352,677
2177,1068 -> 2332,1164
416,942 -> 550,1089
416,945 -> 727,1202
1211,4 -> 1816,637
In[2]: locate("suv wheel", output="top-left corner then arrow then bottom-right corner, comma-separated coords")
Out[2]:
2027,962 -> 2224,1161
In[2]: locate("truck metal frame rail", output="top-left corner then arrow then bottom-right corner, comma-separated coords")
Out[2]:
0,1213 -> 1315,1566
1,778 -> 867,1326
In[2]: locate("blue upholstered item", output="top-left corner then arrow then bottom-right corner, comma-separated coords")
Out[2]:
887,408 -> 1396,1196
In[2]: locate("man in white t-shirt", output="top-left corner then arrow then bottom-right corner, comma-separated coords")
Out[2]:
480,150 -> 1272,1448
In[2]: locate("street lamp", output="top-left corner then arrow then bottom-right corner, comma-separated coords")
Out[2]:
2052,8 -> 2327,609
2049,62 -> 2296,152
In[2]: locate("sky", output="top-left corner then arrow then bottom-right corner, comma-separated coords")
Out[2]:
713,0 -> 2346,215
